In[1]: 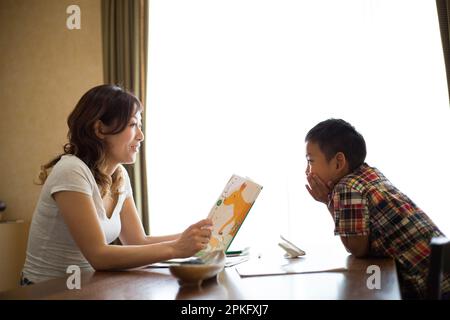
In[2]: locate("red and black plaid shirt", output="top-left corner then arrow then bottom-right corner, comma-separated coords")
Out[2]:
330,163 -> 450,299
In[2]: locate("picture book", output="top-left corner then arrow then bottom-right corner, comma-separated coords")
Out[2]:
198,174 -> 263,256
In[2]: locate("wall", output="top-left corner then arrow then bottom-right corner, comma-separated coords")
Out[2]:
0,0 -> 103,222
0,222 -> 30,292
0,0 -> 103,291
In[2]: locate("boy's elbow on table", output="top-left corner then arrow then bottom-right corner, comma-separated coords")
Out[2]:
340,235 -> 369,258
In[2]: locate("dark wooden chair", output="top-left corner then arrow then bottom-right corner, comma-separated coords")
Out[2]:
427,237 -> 450,299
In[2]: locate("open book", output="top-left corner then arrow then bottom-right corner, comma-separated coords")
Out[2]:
235,256 -> 347,277
197,174 -> 263,256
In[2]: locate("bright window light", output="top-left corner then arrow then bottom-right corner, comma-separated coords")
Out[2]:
146,0 -> 450,252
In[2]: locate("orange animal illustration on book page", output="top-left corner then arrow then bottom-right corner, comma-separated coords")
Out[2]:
218,183 -> 252,237
208,234 -> 221,250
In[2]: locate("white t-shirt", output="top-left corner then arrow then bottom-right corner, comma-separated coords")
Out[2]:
22,155 -> 133,283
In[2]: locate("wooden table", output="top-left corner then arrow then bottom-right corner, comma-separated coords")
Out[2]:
0,249 -> 401,300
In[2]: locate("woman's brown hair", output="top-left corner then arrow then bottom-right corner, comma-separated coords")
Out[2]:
38,84 -> 143,197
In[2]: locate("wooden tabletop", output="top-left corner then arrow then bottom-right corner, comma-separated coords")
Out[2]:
0,249 -> 401,300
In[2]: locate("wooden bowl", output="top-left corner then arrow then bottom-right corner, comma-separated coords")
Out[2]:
169,250 -> 225,286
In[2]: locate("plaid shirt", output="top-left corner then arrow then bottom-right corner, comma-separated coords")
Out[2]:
330,163 -> 450,299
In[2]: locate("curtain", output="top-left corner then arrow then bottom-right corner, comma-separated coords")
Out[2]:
436,0 -> 450,104
101,0 -> 150,233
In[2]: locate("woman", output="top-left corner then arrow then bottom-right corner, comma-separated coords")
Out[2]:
21,84 -> 212,284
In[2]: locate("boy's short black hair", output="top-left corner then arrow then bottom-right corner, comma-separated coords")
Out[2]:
305,119 -> 366,172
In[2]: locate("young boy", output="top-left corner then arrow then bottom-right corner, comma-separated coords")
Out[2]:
304,118 -> 450,299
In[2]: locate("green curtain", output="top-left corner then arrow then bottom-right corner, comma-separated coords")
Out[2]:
101,0 -> 149,234
436,0 -> 450,104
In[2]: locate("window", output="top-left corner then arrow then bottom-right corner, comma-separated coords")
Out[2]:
146,0 -> 450,251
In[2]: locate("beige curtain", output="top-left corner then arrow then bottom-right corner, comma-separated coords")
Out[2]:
101,0 -> 150,233
436,0 -> 450,104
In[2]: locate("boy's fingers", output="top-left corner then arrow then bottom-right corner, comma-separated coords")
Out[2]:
305,184 -> 318,201
313,174 -> 326,188
314,175 -> 332,194
305,184 -> 312,194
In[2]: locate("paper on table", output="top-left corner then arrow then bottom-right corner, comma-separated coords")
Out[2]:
235,256 -> 347,277
225,255 -> 250,268
147,255 -> 250,269
145,256 -> 204,268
